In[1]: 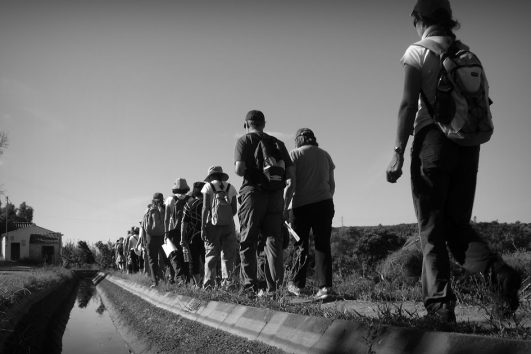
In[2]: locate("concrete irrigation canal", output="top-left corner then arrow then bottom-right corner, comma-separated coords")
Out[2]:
1,270 -> 530,354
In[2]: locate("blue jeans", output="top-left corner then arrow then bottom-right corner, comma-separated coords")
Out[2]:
238,189 -> 284,292
411,125 -> 497,311
291,199 -> 335,289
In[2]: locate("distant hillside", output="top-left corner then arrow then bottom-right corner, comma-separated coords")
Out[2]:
333,221 -> 530,253
327,221 -> 531,276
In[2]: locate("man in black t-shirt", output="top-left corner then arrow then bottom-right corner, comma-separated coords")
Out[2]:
234,110 -> 294,296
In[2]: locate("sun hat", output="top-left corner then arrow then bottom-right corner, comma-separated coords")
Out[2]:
152,192 -> 164,202
204,165 -> 229,182
412,0 -> 452,17
172,178 -> 190,193
245,110 -> 265,123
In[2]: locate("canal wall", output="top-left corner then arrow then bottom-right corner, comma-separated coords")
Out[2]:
103,273 -> 531,354
0,270 -> 79,353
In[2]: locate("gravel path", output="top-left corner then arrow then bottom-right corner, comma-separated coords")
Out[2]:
99,280 -> 285,354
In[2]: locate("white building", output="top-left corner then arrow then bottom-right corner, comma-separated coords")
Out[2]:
1,222 -> 63,264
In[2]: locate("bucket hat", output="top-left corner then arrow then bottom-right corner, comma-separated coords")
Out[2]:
172,178 -> 190,193
204,165 -> 229,182
152,192 -> 164,202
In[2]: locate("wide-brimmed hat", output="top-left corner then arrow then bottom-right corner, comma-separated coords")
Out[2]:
412,0 -> 451,17
204,165 -> 229,182
172,178 -> 190,193
152,192 -> 164,202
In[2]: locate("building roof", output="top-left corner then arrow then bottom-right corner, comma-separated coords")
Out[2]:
1,223 -> 63,239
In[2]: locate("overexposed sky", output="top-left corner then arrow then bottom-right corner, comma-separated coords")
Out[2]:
1,0 -> 530,244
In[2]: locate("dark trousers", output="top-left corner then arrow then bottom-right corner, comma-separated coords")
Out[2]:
189,236 -> 205,276
411,125 -> 497,311
238,189 -> 284,292
291,199 -> 335,289
146,233 -> 174,283
167,228 -> 189,282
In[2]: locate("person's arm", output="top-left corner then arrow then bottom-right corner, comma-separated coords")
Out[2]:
235,161 -> 246,176
283,165 -> 296,220
164,199 -> 171,234
230,187 -> 238,215
328,168 -> 335,197
201,192 -> 211,240
386,64 -> 421,183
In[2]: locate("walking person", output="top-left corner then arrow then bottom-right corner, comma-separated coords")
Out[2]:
234,110 -> 294,296
284,128 -> 335,300
164,178 -> 191,283
181,181 -> 207,287
144,193 -> 171,287
201,166 -> 239,289
386,0 -> 521,321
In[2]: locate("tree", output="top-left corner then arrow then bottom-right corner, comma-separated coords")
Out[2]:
77,241 -> 95,265
94,241 -> 115,269
16,202 -> 34,223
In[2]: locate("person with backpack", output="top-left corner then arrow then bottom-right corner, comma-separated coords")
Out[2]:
234,110 -> 294,297
386,0 -> 521,322
200,166 -> 238,289
164,178 -> 191,284
284,128 -> 335,300
181,181 -> 206,287
144,193 -> 169,287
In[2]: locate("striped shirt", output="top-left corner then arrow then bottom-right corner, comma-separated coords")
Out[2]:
182,196 -> 203,241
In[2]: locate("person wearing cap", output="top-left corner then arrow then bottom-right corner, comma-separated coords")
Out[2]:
234,110 -> 294,296
125,227 -> 140,274
284,128 -> 335,300
164,178 -> 191,284
386,0 -> 521,322
143,192 -> 170,287
181,181 -> 207,287
200,166 -> 238,289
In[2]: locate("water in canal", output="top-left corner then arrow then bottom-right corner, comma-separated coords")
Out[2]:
61,278 -> 130,354
3,277 -> 130,354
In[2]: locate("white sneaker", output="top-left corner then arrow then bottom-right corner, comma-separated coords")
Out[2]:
287,282 -> 301,297
257,289 -> 275,298
314,287 -> 332,300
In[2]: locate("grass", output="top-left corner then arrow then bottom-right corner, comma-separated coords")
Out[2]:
110,250 -> 531,340
0,266 -> 72,312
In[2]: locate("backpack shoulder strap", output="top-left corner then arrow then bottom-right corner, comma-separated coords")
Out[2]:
414,38 -> 445,56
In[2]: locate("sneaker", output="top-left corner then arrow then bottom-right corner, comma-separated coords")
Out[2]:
314,287 -> 332,300
426,302 -> 456,324
257,289 -> 275,299
491,264 -> 522,317
287,282 -> 301,297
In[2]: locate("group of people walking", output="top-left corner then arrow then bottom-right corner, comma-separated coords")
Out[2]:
130,109 -> 336,301
116,0 -> 521,323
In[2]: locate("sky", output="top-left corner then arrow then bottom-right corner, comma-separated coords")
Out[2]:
1,0 -> 530,245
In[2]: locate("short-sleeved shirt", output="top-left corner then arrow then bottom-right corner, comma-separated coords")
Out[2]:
290,145 -> 335,208
401,34 -> 453,135
234,132 -> 293,193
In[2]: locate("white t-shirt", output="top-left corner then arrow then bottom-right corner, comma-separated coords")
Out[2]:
401,34 -> 453,135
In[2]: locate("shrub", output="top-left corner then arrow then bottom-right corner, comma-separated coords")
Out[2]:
378,247 -> 423,285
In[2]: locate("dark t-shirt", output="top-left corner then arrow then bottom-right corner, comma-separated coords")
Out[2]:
234,132 -> 292,193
